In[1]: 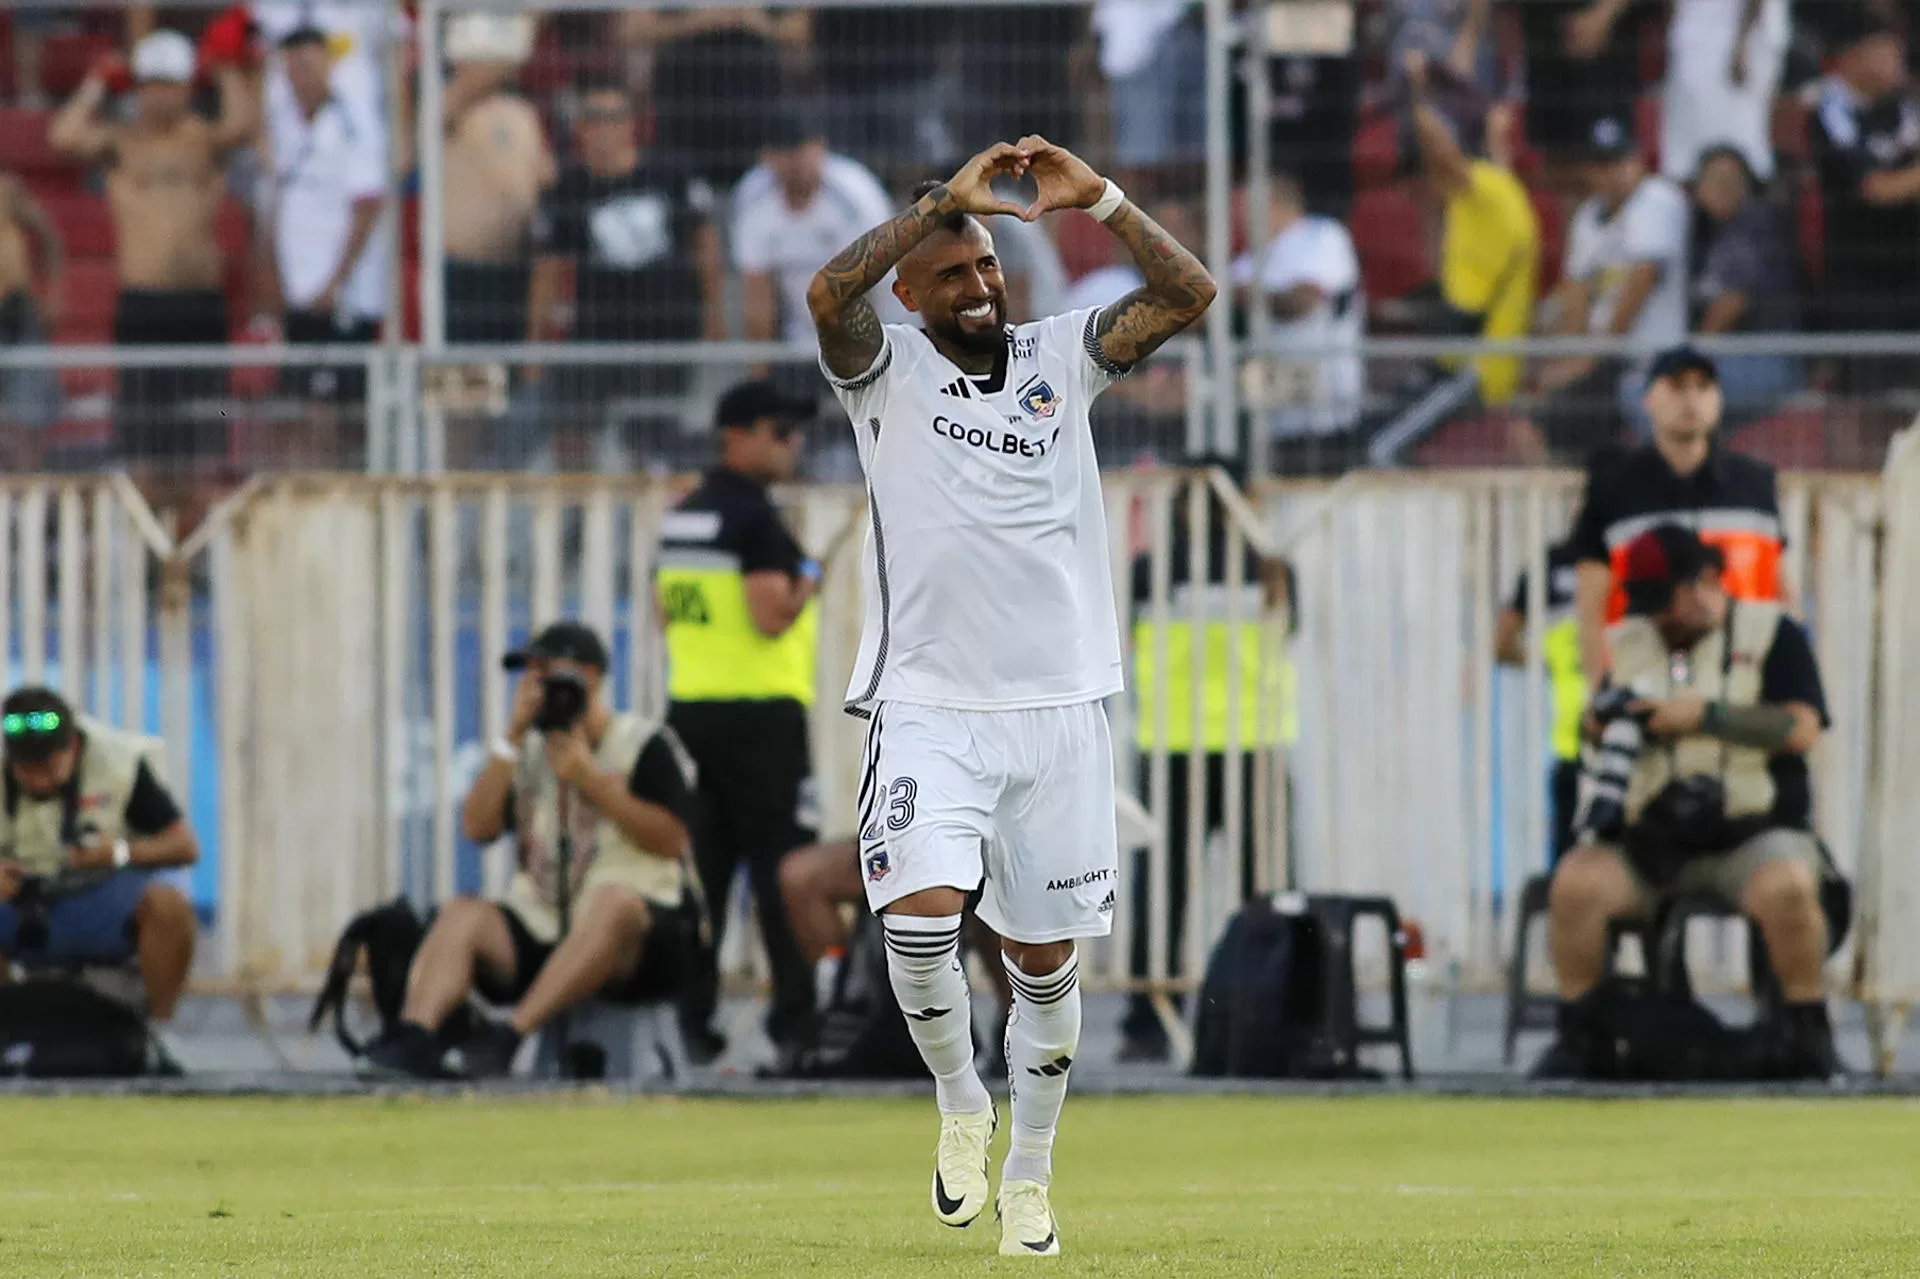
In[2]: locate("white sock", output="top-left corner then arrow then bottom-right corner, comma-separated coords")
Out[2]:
882,914 -> 991,1116
1001,949 -> 1081,1187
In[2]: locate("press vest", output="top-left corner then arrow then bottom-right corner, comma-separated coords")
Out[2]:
1133,580 -> 1293,753
0,721 -> 162,889
502,712 -> 690,944
1608,601 -> 1782,825
657,493 -> 819,707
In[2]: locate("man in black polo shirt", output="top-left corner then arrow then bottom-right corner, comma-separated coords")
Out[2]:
1811,12 -> 1920,363
657,380 -> 821,1062
1566,345 -> 1784,689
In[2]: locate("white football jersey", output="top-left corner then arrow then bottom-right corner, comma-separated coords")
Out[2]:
825,308 -> 1129,712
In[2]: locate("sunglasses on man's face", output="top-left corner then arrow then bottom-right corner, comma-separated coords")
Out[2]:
2,711 -> 62,737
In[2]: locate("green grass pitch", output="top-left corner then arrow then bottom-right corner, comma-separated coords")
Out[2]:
6,1094 -> 1920,1276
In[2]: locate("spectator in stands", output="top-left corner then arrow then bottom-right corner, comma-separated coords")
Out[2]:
1233,172 -> 1365,475
1258,20 -> 1363,219
1506,0 -> 1648,178
1368,57 -> 1538,466
0,687 -> 200,1036
257,26 -> 386,468
732,114 -> 907,355
252,1 -> 397,160
49,31 -> 256,515
1661,0 -> 1791,184
1389,0 -> 1498,93
442,18 -> 554,349
1514,114 -> 1689,466
1063,201 -> 1199,446
362,623 -> 701,1080
1093,1 -> 1205,201
1687,146 -> 1802,417
528,78 -> 723,472
1809,10 -> 1920,393
0,176 -> 64,471
810,5 -> 958,189
618,6 -> 803,189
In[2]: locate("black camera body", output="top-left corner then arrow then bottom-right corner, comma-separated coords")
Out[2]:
533,670 -> 589,734
13,874 -> 51,952
1624,775 -> 1763,885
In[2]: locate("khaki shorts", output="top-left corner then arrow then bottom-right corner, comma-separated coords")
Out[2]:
1588,827 -> 1825,918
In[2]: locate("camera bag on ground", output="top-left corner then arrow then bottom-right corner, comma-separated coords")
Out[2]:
1561,975 -> 1775,1081
1191,896 -> 1360,1079
775,909 -> 964,1080
0,977 -> 161,1077
309,898 -> 476,1057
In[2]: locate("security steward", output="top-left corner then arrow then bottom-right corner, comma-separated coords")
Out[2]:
658,379 -> 821,1062
1566,346 -> 1786,689
1541,526 -> 1842,1080
1123,455 -> 1296,1062
0,687 -> 200,1025
1495,541 -> 1586,861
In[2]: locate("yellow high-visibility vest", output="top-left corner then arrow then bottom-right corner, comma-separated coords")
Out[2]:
658,544 -> 818,705
1133,582 -> 1292,752
1545,618 -> 1586,762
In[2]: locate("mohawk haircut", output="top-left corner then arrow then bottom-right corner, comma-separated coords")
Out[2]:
909,180 -> 972,234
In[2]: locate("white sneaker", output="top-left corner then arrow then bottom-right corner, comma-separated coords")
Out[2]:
930,1106 -> 996,1227
997,1179 -> 1060,1256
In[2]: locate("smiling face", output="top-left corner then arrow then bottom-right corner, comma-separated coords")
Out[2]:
893,218 -> 1007,357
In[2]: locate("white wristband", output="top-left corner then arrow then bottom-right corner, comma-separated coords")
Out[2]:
489,736 -> 519,765
1088,178 -> 1126,223
112,839 -> 130,870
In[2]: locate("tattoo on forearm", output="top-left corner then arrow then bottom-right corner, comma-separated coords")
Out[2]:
1091,202 -> 1216,370
1701,702 -> 1799,750
812,185 -> 955,378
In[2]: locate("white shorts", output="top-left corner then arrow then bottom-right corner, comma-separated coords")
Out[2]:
856,700 -> 1119,944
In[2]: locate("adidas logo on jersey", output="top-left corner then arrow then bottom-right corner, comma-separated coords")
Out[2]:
1097,890 -> 1115,914
939,377 -> 975,400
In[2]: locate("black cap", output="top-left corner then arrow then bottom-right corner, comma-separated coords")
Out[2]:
503,622 -> 609,672
715,379 -> 817,430
1620,526 -> 1726,616
280,25 -> 329,50
1647,344 -> 1719,385
763,107 -> 826,151
1,686 -> 78,762
1584,114 -> 1636,163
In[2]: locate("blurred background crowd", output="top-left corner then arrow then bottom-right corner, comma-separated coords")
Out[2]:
0,0 -> 1915,510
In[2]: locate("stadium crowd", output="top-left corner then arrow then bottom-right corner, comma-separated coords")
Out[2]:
0,0 -> 1913,487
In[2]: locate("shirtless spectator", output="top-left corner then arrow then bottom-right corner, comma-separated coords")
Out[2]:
49,32 -> 257,514
0,177 -> 64,472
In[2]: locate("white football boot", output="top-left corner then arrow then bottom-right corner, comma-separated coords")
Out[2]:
996,1179 -> 1060,1256
930,1106 -> 996,1227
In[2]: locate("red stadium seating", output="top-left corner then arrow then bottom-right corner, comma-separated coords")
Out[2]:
0,110 -> 71,181
1348,185 -> 1428,302
1351,108 -> 1401,191
1410,414 -> 1525,468
35,192 -> 113,257
1052,209 -> 1111,283
59,259 -> 118,340
36,31 -> 116,101
1733,406 -> 1830,470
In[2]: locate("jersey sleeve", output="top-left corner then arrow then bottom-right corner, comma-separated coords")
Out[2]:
1564,204 -> 1599,282
1621,182 -> 1687,268
626,732 -> 699,830
122,760 -> 184,837
819,324 -> 899,422
730,188 -> 775,273
1050,305 -> 1133,398
1760,615 -> 1831,727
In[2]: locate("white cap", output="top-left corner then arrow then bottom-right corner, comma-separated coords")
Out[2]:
131,30 -> 196,84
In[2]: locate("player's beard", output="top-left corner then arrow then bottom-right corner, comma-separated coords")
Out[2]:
927,300 -> 1006,359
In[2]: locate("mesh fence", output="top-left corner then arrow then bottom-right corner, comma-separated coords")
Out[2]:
0,1 -> 1917,479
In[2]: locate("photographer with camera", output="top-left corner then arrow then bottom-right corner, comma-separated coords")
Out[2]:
360,622 -> 702,1080
1540,526 -> 1840,1079
0,687 -> 199,1023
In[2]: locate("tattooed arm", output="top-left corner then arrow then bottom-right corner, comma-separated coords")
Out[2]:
807,143 -> 1027,380
1093,201 -> 1219,369
1014,135 -> 1216,372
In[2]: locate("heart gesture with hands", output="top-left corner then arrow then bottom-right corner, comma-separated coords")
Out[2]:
1011,135 -> 1107,220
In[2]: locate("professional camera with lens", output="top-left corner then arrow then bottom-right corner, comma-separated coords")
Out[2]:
533,670 -> 589,734
1625,774 -> 1762,885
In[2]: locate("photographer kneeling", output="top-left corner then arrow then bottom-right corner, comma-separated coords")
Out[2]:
362,623 -> 700,1080
1541,526 -> 1839,1079
0,688 -> 200,1020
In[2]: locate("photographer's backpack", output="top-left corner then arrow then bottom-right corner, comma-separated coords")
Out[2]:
0,978 -> 161,1077
1191,896 -> 1354,1079
310,898 -> 476,1057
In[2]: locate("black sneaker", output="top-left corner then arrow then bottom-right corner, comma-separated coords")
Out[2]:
358,1022 -> 448,1080
1777,1002 -> 1846,1081
683,1023 -> 728,1068
451,1018 -> 523,1079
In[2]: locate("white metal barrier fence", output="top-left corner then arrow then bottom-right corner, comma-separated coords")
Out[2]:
9,444 -> 1920,1063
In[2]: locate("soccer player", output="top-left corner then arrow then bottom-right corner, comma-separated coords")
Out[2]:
807,136 -> 1215,1256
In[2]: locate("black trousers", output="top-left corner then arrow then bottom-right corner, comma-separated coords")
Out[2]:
1550,757 -> 1580,866
668,697 -> 816,1046
1124,751 -> 1258,1038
